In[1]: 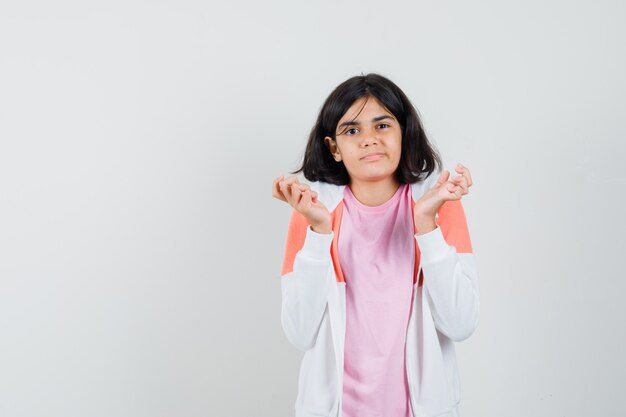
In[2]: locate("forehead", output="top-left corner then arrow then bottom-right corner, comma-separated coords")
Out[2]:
338,96 -> 393,123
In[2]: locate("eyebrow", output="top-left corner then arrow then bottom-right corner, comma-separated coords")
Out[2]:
337,114 -> 395,130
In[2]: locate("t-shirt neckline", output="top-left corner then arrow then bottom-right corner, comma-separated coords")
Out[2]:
344,183 -> 406,213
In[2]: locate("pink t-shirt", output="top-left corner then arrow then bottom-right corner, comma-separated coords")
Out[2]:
339,183 -> 415,417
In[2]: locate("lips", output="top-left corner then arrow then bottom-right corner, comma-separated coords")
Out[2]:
361,152 -> 384,160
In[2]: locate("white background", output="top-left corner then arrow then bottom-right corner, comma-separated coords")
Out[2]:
1,0 -> 624,416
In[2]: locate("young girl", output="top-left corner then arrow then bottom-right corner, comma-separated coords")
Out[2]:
272,73 -> 479,417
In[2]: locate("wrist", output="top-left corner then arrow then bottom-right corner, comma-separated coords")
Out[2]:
414,215 -> 436,235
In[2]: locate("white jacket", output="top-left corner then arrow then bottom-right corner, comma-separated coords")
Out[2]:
279,170 -> 480,417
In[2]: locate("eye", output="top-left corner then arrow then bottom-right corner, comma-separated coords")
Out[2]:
346,128 -> 358,135
378,123 -> 389,129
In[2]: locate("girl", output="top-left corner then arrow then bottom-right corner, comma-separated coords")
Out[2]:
272,73 -> 479,417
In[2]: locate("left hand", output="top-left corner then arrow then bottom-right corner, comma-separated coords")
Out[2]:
414,163 -> 473,221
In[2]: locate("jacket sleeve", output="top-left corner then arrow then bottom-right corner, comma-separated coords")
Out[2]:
414,199 -> 480,342
280,209 -> 334,351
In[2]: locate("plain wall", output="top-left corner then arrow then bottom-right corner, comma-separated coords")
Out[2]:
1,0 -> 624,416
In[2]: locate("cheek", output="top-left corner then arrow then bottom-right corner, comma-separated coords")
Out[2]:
344,148 -> 361,160
388,136 -> 402,152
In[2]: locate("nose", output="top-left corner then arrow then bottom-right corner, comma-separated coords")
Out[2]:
361,127 -> 379,146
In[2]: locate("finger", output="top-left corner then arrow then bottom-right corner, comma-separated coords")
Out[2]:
435,170 -> 450,186
305,187 -> 318,203
291,183 -> 313,202
297,189 -> 313,210
301,188 -> 317,204
289,185 -> 303,208
447,184 -> 463,200
451,175 -> 469,194
464,167 -> 472,187
283,177 -> 303,201
283,176 -> 300,187
278,177 -> 298,197
273,175 -> 287,201
292,183 -> 310,192
296,186 -> 318,203
455,163 -> 472,187
279,179 -> 293,203
446,182 -> 462,194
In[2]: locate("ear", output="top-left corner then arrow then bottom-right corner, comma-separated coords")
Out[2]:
324,136 -> 342,162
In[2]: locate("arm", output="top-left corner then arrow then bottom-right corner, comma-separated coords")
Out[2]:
414,199 -> 480,342
280,209 -> 333,351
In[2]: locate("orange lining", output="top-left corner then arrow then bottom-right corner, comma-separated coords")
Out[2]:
330,201 -> 346,283
280,191 -> 473,285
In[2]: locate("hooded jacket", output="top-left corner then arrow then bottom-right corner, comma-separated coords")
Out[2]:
279,169 -> 480,417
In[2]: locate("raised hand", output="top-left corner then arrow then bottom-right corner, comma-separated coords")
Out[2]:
414,163 -> 473,223
272,175 -> 332,234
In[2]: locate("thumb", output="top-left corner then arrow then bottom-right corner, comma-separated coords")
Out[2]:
435,170 -> 450,186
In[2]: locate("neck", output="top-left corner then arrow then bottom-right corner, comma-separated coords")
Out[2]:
348,176 -> 402,207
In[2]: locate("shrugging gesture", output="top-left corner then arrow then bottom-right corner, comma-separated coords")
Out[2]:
272,174 -> 332,234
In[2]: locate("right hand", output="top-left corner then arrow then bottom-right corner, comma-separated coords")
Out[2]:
272,175 -> 332,232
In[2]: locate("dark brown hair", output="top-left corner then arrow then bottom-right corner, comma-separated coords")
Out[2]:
291,72 -> 442,185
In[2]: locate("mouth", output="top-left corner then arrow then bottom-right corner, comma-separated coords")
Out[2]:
361,153 -> 385,161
